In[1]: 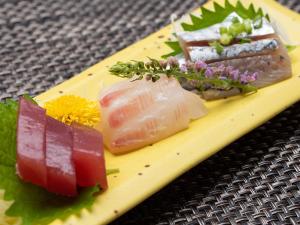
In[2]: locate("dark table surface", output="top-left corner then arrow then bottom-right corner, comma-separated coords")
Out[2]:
1,0 -> 300,224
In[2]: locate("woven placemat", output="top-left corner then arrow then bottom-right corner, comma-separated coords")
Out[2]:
0,0 -> 300,224
0,0 -> 200,100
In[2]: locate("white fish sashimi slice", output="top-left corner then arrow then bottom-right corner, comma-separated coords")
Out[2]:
184,90 -> 207,119
108,78 -> 196,151
99,79 -> 139,108
99,75 -> 207,154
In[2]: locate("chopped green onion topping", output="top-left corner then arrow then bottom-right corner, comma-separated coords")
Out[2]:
239,38 -> 252,44
243,19 -> 252,34
229,22 -> 245,37
285,45 -> 298,52
219,26 -> 228,35
209,41 -> 224,54
220,33 -> 233,45
231,16 -> 240,24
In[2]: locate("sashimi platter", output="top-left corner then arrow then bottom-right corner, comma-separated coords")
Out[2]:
1,0 -> 300,225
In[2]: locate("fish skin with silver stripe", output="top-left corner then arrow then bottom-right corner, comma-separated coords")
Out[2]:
188,38 -> 279,62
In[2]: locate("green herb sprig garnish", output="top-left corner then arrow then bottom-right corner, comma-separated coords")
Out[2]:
109,57 -> 257,94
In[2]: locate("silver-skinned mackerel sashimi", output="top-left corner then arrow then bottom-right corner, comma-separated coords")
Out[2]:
45,116 -> 77,196
177,13 -> 275,48
175,10 -> 292,100
16,97 -> 47,188
187,38 -> 279,63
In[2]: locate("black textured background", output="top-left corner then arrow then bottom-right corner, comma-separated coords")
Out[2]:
1,0 -> 300,224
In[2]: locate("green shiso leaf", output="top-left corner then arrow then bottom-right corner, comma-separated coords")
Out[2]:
182,1 -> 234,31
190,14 -> 202,26
0,100 -> 18,167
161,41 -> 182,59
163,0 -> 269,58
181,0 -> 268,31
22,94 -> 38,105
0,99 -> 99,225
106,168 -> 120,175
285,45 -> 298,52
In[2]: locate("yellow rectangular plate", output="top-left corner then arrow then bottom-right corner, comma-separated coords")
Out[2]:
7,0 -> 300,224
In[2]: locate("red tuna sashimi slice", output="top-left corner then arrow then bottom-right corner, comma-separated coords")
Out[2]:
72,124 -> 107,189
17,97 -> 47,187
45,116 -> 77,196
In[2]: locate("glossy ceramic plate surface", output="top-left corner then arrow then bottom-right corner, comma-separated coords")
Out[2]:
29,0 -> 300,224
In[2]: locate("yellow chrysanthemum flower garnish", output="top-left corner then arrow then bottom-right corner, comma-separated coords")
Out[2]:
44,95 -> 100,127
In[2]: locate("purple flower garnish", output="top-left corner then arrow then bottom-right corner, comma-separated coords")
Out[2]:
204,67 -> 214,78
159,60 -> 167,69
239,71 -> 258,84
217,64 -> 226,71
180,64 -> 188,72
212,64 -> 226,75
249,72 -> 258,82
224,66 -> 234,77
240,71 -> 249,83
186,61 -> 195,71
167,57 -> 179,67
164,57 -> 258,86
194,60 -> 207,71
230,69 -> 239,81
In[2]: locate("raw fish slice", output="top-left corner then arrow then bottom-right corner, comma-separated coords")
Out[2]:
188,38 -> 279,63
111,90 -> 206,152
109,82 -> 189,151
45,116 -> 77,196
108,93 -> 155,128
198,53 -> 291,100
178,13 -> 274,45
180,34 -> 292,100
192,50 -> 291,100
100,76 -> 207,154
16,97 -> 47,187
210,46 -> 291,88
178,13 -> 275,57
72,124 -> 107,189
100,79 -> 138,108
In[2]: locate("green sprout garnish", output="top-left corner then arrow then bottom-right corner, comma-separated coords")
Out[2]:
244,19 -> 253,34
220,33 -> 233,45
209,41 -> 224,54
